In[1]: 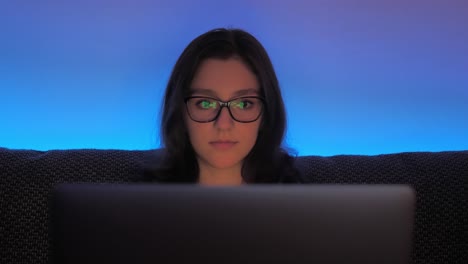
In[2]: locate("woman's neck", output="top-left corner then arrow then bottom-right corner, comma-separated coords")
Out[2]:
197,163 -> 244,186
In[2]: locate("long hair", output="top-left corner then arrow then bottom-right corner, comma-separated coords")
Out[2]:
150,28 -> 299,183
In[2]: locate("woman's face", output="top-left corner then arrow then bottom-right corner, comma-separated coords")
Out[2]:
185,57 -> 262,173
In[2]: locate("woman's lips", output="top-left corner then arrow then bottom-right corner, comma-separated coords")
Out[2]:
209,141 -> 238,150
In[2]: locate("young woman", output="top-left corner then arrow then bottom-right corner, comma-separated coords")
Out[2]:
148,28 -> 300,185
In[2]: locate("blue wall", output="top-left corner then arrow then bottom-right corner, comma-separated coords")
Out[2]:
1,0 -> 467,156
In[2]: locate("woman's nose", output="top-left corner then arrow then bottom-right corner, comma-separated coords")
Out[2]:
214,107 -> 234,128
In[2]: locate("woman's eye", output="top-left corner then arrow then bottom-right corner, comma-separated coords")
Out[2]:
197,100 -> 216,109
235,100 -> 252,109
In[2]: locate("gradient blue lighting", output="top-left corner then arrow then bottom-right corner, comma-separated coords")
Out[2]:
1,1 -> 467,156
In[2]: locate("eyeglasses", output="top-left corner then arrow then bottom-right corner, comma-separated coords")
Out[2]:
184,96 -> 264,123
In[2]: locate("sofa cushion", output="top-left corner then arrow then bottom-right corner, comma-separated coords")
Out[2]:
295,151 -> 468,264
0,148 -> 467,264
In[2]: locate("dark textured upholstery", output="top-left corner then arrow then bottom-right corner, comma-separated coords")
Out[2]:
1,148 -> 467,264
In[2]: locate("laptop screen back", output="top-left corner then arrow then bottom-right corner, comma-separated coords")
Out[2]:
51,184 -> 415,264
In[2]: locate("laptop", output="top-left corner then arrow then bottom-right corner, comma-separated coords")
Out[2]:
50,184 -> 415,264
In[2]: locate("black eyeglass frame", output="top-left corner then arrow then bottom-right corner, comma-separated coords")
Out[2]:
184,96 -> 265,123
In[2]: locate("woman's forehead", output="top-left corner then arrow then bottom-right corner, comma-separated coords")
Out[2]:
189,58 -> 260,95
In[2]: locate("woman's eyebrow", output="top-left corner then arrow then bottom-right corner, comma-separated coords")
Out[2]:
190,88 -> 259,97
190,88 -> 217,96
232,88 -> 259,96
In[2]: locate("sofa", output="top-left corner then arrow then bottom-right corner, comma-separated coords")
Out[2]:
0,148 -> 467,264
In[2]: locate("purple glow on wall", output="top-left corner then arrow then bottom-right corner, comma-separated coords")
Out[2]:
1,0 -> 467,155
